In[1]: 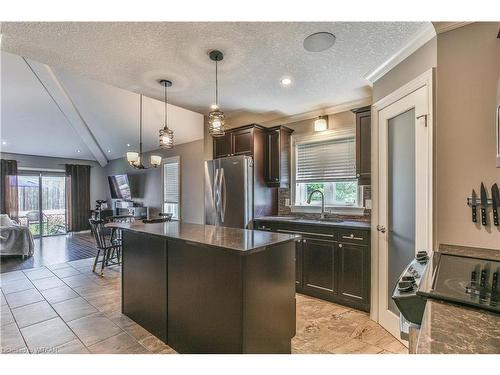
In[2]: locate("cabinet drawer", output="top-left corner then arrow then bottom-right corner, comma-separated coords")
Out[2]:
337,229 -> 369,245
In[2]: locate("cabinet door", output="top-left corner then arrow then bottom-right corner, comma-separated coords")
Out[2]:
232,128 -> 253,156
337,242 -> 369,307
295,240 -> 303,288
302,238 -> 335,294
266,129 -> 280,184
356,109 -> 371,185
213,133 -> 233,158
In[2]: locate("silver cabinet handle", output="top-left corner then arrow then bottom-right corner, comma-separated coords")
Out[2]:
338,243 -> 343,248
341,234 -> 364,241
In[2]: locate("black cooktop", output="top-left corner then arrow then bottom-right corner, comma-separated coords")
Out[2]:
418,253 -> 500,313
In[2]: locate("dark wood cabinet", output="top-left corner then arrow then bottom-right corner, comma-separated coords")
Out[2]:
337,242 -> 370,310
232,128 -> 254,156
352,106 -> 371,185
254,219 -> 370,312
302,238 -> 336,294
265,126 -> 293,188
213,133 -> 233,158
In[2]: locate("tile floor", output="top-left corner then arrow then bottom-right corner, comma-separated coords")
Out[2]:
0,257 -> 407,354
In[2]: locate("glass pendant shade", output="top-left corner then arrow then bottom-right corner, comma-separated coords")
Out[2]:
127,151 -> 139,164
208,50 -> 227,137
159,127 -> 174,149
208,109 -> 226,137
150,155 -> 162,167
159,79 -> 174,149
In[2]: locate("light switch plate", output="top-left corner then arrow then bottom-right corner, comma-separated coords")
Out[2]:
285,198 -> 290,207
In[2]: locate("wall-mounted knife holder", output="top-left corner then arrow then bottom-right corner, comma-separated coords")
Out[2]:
466,197 -> 493,207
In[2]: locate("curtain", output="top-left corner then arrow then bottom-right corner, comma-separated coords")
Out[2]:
0,159 -> 19,222
65,164 -> 91,232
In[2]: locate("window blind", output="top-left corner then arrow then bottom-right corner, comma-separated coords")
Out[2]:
163,161 -> 179,204
296,137 -> 356,182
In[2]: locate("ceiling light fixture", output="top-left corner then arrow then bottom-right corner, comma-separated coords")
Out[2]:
303,32 -> 336,52
127,143 -> 130,147
280,77 -> 292,87
159,80 -> 174,149
208,50 -> 226,137
2,141 -> 6,145
77,149 -> 81,153
127,94 -> 162,169
314,116 -> 328,132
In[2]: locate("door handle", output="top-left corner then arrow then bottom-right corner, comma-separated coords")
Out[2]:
376,225 -> 386,233
220,168 -> 226,224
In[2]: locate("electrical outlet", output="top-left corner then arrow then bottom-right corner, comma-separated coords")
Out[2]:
365,199 -> 372,210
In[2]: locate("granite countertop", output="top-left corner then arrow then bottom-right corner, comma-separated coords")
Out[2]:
417,299 -> 500,354
106,221 -> 299,255
254,216 -> 371,230
416,243 -> 500,354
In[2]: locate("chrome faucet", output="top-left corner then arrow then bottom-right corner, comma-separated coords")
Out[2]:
307,189 -> 325,219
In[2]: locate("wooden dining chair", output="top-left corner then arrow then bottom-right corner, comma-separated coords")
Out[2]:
88,219 -> 121,275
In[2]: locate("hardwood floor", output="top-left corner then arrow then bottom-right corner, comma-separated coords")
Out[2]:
0,233 -> 97,274
0,257 -> 407,354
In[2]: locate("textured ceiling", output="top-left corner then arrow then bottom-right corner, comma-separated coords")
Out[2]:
1,22 -> 429,125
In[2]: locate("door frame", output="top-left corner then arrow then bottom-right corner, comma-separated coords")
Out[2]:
370,68 -> 434,324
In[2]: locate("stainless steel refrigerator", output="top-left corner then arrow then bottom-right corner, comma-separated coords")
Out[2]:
204,155 -> 253,229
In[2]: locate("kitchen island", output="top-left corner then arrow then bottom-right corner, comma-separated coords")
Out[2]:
107,221 -> 299,354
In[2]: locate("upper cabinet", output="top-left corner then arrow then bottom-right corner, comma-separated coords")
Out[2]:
352,106 -> 371,185
265,126 -> 293,188
213,125 -> 256,159
213,133 -> 233,158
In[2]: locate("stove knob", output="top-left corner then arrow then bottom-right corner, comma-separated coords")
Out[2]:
402,276 -> 416,284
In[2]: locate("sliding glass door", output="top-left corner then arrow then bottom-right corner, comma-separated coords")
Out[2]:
18,172 -> 67,237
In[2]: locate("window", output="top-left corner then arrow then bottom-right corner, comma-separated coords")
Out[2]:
162,157 -> 180,220
293,131 -> 360,208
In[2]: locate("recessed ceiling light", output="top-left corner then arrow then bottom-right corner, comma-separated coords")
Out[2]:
127,143 -> 131,147
107,150 -> 111,153
280,77 -> 292,87
2,141 -> 6,145
77,149 -> 81,153
303,32 -> 336,52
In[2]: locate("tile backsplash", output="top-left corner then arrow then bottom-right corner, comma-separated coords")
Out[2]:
278,187 -> 371,222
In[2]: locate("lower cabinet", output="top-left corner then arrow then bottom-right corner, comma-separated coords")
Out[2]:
337,242 -> 370,311
302,238 -> 335,294
255,220 -> 370,312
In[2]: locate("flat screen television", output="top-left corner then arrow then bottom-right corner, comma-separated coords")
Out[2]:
108,174 -> 132,200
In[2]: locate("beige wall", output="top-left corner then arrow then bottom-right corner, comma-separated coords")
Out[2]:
283,110 -> 356,135
435,22 -> 500,250
372,38 -> 437,103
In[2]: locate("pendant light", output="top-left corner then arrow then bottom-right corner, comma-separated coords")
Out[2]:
127,94 -> 162,169
208,50 -> 226,137
159,79 -> 174,149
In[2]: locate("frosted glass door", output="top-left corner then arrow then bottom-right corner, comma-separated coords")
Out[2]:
387,108 -> 416,314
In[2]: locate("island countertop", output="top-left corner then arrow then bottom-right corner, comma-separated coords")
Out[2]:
106,221 -> 299,255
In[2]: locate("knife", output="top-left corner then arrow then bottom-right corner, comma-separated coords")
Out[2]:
480,183 -> 488,226
471,189 -> 478,223
492,183 -> 499,226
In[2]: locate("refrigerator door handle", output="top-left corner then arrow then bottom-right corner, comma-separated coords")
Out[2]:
220,168 -> 226,224
213,168 -> 221,223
